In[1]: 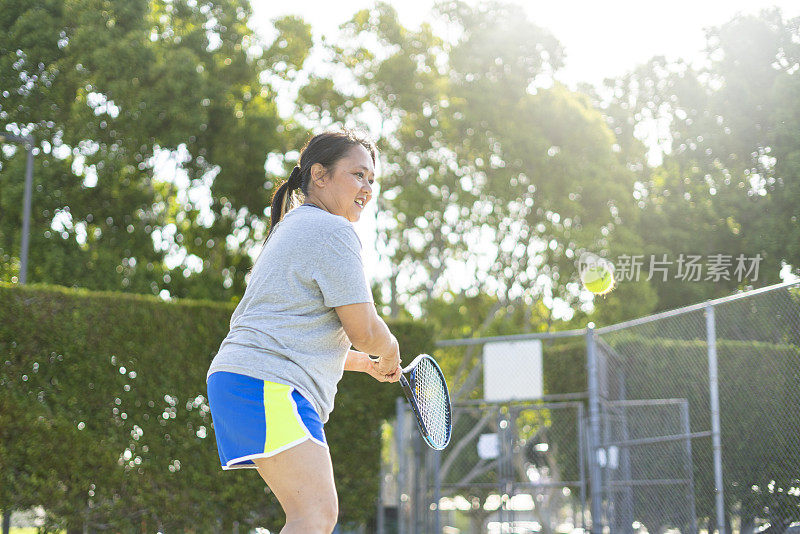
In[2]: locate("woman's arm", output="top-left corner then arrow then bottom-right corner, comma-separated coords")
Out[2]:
344,349 -> 371,372
335,302 -> 401,377
343,349 -> 401,382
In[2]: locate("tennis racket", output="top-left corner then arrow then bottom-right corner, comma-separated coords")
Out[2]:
399,354 -> 452,450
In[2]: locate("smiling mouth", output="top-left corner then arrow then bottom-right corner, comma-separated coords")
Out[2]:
354,198 -> 366,208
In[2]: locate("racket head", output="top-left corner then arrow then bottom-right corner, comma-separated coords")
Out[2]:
400,354 -> 452,450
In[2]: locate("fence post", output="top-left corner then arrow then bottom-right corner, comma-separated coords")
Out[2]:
433,450 -> 441,534
377,457 -> 385,534
20,143 -> 34,284
396,396 -> 405,534
680,401 -> 699,534
586,323 -> 603,533
577,403 -> 588,532
706,304 -> 726,534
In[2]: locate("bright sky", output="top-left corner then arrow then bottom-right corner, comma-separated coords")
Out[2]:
249,0 -> 800,89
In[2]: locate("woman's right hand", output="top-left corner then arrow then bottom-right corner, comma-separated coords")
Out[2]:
367,357 -> 402,382
375,336 -> 401,376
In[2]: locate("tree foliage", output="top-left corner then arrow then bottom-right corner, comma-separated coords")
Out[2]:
329,2 -> 642,325
1,0 -> 313,301
587,8 -> 800,312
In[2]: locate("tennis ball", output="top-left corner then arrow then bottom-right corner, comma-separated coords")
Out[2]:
580,260 -> 615,295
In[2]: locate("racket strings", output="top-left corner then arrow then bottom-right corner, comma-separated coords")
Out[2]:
412,358 -> 451,448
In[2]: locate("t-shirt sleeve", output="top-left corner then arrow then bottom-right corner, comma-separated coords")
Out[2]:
313,225 -> 374,308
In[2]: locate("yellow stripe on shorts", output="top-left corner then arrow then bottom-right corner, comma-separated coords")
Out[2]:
263,381 -> 308,454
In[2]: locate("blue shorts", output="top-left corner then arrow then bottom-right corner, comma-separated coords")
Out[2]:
206,371 -> 327,470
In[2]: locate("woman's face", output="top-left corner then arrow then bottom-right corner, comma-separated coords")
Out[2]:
309,145 -> 375,223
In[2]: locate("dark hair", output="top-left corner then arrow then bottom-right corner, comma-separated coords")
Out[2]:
268,130 -> 377,235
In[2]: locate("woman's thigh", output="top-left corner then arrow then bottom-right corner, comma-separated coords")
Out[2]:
252,439 -> 338,520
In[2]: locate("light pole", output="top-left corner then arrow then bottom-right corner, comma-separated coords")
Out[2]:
0,131 -> 35,285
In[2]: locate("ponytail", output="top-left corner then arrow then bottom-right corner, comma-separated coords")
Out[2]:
269,166 -> 303,234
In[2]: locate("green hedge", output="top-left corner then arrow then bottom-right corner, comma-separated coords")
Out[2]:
542,338 -> 587,397
0,282 -> 433,532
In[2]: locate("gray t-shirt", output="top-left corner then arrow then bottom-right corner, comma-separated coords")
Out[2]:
206,205 -> 374,422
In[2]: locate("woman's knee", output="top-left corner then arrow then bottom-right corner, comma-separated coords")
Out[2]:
317,499 -> 339,532
324,495 -> 339,527
287,495 -> 338,532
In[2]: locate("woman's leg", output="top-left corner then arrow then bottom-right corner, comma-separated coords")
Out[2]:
252,439 -> 338,534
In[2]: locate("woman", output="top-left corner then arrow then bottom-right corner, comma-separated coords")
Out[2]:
206,130 -> 402,534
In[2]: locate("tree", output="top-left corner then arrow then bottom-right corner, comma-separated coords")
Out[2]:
322,2 -> 647,326
1,0 -> 313,301
587,9 -> 800,312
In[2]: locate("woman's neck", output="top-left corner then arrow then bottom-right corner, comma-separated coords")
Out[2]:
302,195 -> 330,213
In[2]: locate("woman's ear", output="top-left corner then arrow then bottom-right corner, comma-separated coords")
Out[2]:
309,163 -> 328,188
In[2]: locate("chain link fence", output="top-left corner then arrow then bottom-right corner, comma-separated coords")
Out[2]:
394,399 -> 589,534
383,281 -> 800,533
594,281 -> 800,534
392,336 -> 589,534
